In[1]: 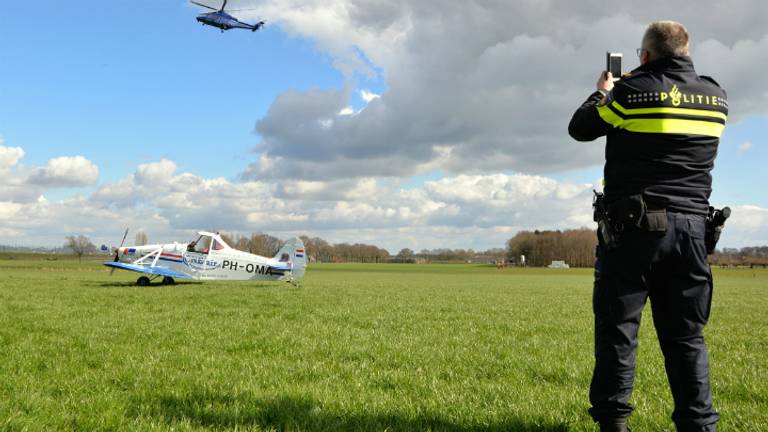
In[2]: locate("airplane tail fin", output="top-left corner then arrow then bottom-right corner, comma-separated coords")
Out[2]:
274,237 -> 307,280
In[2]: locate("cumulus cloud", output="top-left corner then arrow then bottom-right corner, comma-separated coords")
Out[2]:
0,145 -> 25,171
3,155 -> 599,249
27,155 -> 99,187
0,201 -> 23,220
135,159 -> 177,185
0,143 -> 100,202
695,35 -> 768,119
4,2 -> 768,251
721,205 -> 768,247
236,0 -> 768,181
2,154 -> 766,251
0,144 -> 34,202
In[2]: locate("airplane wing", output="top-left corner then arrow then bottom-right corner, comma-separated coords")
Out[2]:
103,262 -> 193,279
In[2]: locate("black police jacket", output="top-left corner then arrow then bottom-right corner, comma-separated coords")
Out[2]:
568,56 -> 728,215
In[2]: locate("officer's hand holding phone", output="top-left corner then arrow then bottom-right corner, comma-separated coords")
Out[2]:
599,52 -> 622,93
597,71 -> 614,93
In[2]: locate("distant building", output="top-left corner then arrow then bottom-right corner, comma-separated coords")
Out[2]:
548,260 -> 570,269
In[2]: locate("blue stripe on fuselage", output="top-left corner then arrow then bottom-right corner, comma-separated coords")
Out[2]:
158,256 -> 183,263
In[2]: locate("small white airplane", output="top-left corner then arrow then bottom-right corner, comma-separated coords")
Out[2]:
103,231 -> 306,286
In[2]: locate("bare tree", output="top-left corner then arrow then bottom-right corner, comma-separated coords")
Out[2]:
64,235 -> 97,263
234,236 -> 250,252
395,248 -> 415,263
219,232 -> 236,247
215,232 -> 250,252
134,230 -> 148,246
249,233 -> 283,257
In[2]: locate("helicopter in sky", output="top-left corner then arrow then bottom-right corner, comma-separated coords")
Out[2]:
190,0 -> 265,32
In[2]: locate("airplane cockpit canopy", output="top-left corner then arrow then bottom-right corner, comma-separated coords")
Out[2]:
188,233 -> 229,254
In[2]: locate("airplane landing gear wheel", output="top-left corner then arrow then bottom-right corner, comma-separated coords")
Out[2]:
137,276 -> 150,286
162,277 -> 175,285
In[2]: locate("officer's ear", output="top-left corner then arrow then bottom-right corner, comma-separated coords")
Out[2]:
640,49 -> 652,65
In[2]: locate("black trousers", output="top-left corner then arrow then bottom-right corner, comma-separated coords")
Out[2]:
589,212 -> 719,431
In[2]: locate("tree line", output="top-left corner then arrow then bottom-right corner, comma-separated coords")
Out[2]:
56,230 -> 768,268
709,246 -> 768,267
506,228 -> 597,268
392,247 -> 506,263
220,233 -> 391,263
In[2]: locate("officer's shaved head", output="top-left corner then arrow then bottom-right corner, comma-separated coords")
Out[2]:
642,21 -> 689,60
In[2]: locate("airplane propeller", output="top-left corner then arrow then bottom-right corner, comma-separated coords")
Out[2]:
110,228 -> 129,275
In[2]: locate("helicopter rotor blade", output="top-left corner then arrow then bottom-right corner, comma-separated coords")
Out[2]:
220,0 -> 228,12
190,1 -> 218,11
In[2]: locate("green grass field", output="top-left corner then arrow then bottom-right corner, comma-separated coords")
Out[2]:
0,256 -> 766,431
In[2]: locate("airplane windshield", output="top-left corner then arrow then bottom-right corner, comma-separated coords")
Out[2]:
188,235 -> 212,254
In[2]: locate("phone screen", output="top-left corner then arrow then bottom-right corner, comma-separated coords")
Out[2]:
607,53 -> 622,78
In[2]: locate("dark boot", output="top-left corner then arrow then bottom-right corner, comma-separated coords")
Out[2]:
676,423 -> 716,432
598,418 -> 629,432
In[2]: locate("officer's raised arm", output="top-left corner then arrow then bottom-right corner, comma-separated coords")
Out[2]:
568,71 -> 615,141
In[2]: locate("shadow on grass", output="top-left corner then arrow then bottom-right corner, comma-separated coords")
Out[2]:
131,391 -> 569,431
85,280 -> 203,288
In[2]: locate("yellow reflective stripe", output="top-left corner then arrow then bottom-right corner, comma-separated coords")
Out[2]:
621,118 -> 725,137
611,101 -> 727,122
596,103 -> 725,137
597,104 -> 624,127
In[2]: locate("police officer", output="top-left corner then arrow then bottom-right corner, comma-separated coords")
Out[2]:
568,21 -> 726,432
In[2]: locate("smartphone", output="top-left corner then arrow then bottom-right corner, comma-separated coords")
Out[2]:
606,52 -> 622,80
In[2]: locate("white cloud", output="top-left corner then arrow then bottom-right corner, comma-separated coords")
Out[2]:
27,155 -> 99,187
0,146 -> 25,171
0,142 -> 101,202
737,141 -> 753,154
2,155 -> 600,249
0,201 -> 23,220
695,35 -> 768,120
727,205 -> 768,232
360,89 -> 380,103
134,159 -> 176,185
1,154 -> 766,251
4,3 -> 768,251
720,205 -> 768,247
239,0 -> 768,181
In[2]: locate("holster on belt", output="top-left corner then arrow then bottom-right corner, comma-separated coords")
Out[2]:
607,194 -> 646,231
593,191 -> 667,250
705,206 -> 731,254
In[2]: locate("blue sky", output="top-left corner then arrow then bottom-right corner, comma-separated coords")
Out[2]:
1,1 -> 355,182
1,1 -> 766,251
